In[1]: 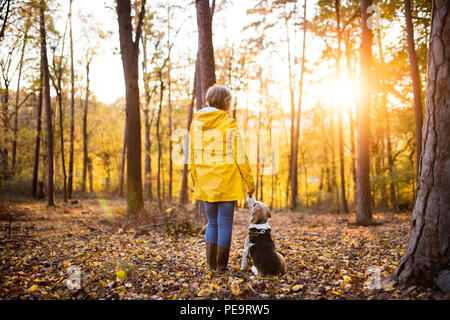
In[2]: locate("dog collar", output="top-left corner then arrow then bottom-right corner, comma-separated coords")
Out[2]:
248,222 -> 271,230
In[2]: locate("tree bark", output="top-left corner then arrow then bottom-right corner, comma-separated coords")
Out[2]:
68,0 -> 75,199
404,0 -> 424,180
118,118 -> 127,197
156,72 -> 163,211
179,65 -> 196,204
32,68 -> 43,198
394,0 -> 450,287
195,0 -> 216,102
40,0 -> 55,206
117,0 -> 146,214
377,29 -> 396,210
167,4 -> 173,202
355,0 -> 373,225
195,0 -> 216,225
81,60 -> 90,193
12,18 -> 31,171
290,0 -> 307,210
335,0 -> 348,213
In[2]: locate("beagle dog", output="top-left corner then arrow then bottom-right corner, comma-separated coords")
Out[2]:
240,196 -> 286,276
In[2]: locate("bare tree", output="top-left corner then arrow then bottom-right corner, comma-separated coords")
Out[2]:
32,67 -> 43,198
68,0 -> 75,199
404,0 -> 424,180
40,0 -> 55,206
356,0 -> 373,225
117,0 -> 146,214
290,0 -> 307,210
12,15 -> 31,171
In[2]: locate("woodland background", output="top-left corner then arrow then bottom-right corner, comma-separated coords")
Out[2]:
1,0 -> 449,301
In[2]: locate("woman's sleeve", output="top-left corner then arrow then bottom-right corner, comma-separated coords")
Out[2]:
229,119 -> 255,191
189,125 -> 199,187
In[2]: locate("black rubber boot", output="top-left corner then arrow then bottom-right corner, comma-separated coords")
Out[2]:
217,246 -> 230,272
206,243 -> 217,271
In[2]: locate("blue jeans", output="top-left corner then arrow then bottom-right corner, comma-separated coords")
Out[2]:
203,201 -> 236,249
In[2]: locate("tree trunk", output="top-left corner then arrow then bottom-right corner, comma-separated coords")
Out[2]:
285,15 -> 296,210
117,0 -> 146,214
167,5 -> 173,202
330,114 -> 339,213
32,68 -> 43,198
81,62 -> 90,193
356,0 -> 373,225
179,65 -> 196,205
335,0 -> 348,213
68,0 -> 75,199
394,0 -> 450,288
195,0 -> 215,225
118,119 -> 127,197
404,0 -> 424,180
12,19 -> 31,171
40,0 -> 55,206
143,109 -> 153,201
195,0 -> 216,101
156,73 -> 163,211
345,35 -> 357,207
56,28 -> 68,203
290,0 -> 307,210
377,29 -> 396,210
57,84 -> 67,202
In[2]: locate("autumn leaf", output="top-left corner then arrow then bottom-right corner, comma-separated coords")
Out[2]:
25,285 -> 39,293
291,284 -> 304,292
198,288 -> 212,297
382,283 -> 395,292
230,283 -> 240,296
116,270 -> 127,279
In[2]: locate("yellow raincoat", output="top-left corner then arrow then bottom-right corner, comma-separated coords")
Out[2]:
189,110 -> 255,202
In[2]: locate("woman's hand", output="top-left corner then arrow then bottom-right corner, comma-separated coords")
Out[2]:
246,188 -> 255,196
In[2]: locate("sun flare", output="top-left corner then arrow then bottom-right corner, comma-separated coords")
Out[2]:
327,75 -> 357,111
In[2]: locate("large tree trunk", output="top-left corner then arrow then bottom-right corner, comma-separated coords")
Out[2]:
394,0 -> 450,288
40,0 -> 55,206
356,0 -> 373,225
68,0 -> 75,199
404,0 -> 424,180
195,0 -> 216,101
117,0 -> 146,214
194,0 -> 216,225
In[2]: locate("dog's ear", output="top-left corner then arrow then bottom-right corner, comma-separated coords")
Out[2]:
265,206 -> 272,218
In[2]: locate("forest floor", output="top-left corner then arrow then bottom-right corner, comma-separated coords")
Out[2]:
0,197 -> 445,300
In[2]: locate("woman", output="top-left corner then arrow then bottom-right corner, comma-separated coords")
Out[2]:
190,85 -> 255,272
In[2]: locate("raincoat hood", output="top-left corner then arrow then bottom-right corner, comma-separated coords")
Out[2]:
194,110 -> 232,130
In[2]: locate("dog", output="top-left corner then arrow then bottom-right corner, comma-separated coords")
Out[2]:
240,196 -> 286,276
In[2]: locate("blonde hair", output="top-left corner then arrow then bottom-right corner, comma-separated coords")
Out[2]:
205,85 -> 232,111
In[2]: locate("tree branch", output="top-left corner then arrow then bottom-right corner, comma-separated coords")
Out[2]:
134,0 -> 147,47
